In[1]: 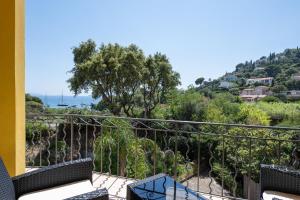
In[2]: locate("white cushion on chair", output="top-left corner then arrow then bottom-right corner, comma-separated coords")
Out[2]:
263,190 -> 300,200
18,180 -> 95,200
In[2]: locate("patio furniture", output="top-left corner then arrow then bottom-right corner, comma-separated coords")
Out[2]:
0,157 -> 108,200
127,173 -> 207,200
260,164 -> 300,200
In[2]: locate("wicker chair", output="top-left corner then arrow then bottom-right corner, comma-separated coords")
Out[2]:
260,164 -> 300,199
0,157 -> 108,200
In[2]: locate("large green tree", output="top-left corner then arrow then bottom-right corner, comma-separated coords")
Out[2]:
141,54 -> 180,117
68,40 -> 144,116
68,40 -> 180,117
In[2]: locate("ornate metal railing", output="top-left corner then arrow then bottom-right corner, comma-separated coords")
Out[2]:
25,114 -> 300,199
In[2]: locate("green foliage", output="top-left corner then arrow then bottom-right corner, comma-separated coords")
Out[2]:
26,101 -> 44,114
229,87 -> 240,95
195,77 -> 205,85
26,122 -> 48,142
286,79 -> 300,90
94,119 -> 150,178
150,104 -> 170,119
94,118 -> 192,179
206,93 -> 241,123
212,162 -> 240,195
223,47 -> 300,90
271,85 -> 287,94
265,65 -> 281,77
140,53 -> 181,117
222,128 -> 292,180
168,89 -> 208,121
26,93 -> 43,104
259,96 -> 281,103
68,40 -> 180,117
254,102 -> 300,126
26,94 -> 44,114
237,104 -> 270,125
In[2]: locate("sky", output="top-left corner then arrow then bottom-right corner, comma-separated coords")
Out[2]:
26,0 -> 300,95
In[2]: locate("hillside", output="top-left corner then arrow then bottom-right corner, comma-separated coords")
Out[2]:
233,47 -> 300,89
198,47 -> 300,98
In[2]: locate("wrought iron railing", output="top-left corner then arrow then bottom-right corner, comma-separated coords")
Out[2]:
25,114 -> 300,199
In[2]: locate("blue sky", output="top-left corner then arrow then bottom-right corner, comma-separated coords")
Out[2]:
26,0 -> 300,95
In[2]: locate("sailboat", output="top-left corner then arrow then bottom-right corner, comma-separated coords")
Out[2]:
57,91 -> 68,107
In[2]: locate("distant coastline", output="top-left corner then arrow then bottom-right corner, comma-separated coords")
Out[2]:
33,94 -> 99,108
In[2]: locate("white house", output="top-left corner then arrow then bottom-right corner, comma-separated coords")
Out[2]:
219,81 -> 235,89
246,77 -> 273,86
292,74 -> 300,81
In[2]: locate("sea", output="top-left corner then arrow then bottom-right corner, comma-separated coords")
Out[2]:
35,95 -> 99,108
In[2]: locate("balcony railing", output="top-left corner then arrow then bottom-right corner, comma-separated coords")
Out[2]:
25,114 -> 300,199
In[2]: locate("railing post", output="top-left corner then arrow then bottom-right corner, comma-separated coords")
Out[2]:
135,129 -> 138,179
100,125 -> 103,173
247,137 -> 252,200
55,123 -> 58,164
92,124 -> 96,171
278,140 -> 282,165
85,124 -> 88,158
154,130 -> 157,176
39,129 -> 42,167
197,132 -> 201,193
117,127 -> 120,176
70,115 -> 74,161
174,126 -> 178,180
221,133 -> 225,197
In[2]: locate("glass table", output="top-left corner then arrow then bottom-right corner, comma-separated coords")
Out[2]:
127,174 -> 207,200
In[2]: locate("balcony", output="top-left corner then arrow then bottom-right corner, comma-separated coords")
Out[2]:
25,114 -> 300,199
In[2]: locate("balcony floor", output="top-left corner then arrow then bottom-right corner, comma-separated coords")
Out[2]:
26,168 -> 230,200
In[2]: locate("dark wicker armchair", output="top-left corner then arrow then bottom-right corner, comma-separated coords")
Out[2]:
260,164 -> 300,199
0,158 -> 108,200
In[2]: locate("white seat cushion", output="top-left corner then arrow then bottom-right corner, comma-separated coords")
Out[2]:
263,190 -> 300,200
18,180 -> 95,200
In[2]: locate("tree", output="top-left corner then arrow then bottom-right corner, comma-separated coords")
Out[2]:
195,77 -> 205,86
68,41 -> 144,116
26,94 -> 44,114
26,93 -> 43,104
286,79 -> 300,90
229,87 -> 240,96
141,53 -> 180,117
168,89 -> 207,121
271,85 -> 287,93
259,96 -> 281,103
237,104 -> 270,126
265,65 -> 281,77
68,40 -> 180,117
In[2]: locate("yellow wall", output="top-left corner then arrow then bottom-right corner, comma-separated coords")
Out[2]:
0,0 -> 25,176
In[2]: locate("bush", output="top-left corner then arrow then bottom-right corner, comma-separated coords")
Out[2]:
26,122 -> 48,142
26,94 -> 43,104
168,89 -> 208,121
259,96 -> 281,103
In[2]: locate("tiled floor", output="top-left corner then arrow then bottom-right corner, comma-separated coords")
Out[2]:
26,168 -> 230,200
92,173 -> 136,199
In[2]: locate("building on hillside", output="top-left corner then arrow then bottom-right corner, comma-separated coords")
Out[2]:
219,81 -> 235,89
223,73 -> 238,82
240,86 -> 271,102
254,67 -> 265,71
287,90 -> 300,100
292,74 -> 300,81
246,77 -> 273,86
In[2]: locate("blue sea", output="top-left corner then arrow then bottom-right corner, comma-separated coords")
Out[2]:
35,95 -> 99,108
